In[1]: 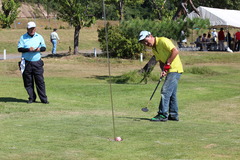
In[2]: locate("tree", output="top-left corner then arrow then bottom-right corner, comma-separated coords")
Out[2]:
149,0 -> 166,20
194,0 -> 240,10
173,0 -> 200,20
53,0 -> 96,54
105,0 -> 144,21
0,0 -> 20,28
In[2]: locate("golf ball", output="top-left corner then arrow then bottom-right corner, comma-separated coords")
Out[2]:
115,137 -> 122,141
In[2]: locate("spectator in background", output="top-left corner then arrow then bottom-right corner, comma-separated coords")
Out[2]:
50,28 -> 60,55
226,30 -> 232,50
195,35 -> 202,50
234,30 -> 240,51
206,33 -> 212,51
201,33 -> 207,51
218,28 -> 225,51
211,29 -> 218,50
211,29 -> 218,42
206,33 -> 211,42
202,33 -> 207,42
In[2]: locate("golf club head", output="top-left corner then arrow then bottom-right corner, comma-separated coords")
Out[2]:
141,107 -> 149,112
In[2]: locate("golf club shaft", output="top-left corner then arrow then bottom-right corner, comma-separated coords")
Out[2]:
149,76 -> 163,101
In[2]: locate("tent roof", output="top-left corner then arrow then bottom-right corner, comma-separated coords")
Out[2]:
188,6 -> 240,28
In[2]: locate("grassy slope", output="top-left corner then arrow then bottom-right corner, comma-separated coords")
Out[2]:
0,19 -> 109,54
0,51 -> 240,160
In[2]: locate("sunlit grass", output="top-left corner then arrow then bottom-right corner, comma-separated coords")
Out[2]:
0,45 -> 240,159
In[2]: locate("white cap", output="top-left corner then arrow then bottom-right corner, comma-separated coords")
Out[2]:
138,31 -> 151,41
27,21 -> 36,29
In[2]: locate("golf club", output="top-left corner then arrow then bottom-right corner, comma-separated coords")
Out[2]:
141,76 -> 163,112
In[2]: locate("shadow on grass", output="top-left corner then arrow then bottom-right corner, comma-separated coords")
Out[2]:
0,97 -> 27,103
93,75 -> 143,84
94,75 -> 109,81
43,53 -> 71,58
118,117 -> 151,121
93,75 -> 130,84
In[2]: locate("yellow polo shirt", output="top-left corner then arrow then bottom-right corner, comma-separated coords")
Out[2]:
152,37 -> 183,73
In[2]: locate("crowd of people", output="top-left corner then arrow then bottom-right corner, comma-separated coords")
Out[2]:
195,28 -> 240,52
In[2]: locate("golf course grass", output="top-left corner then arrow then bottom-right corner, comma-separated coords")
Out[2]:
0,51 -> 239,160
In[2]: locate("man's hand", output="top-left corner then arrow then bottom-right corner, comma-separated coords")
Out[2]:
29,47 -> 40,52
34,48 -> 40,52
29,47 -> 34,52
163,63 -> 171,72
161,71 -> 167,77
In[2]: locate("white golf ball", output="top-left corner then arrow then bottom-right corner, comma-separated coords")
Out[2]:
115,137 -> 122,141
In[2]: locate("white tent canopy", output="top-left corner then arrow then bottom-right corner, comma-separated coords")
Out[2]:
188,6 -> 240,28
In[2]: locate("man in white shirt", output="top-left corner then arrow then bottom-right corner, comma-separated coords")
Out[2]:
211,29 -> 218,50
50,28 -> 60,54
211,29 -> 218,42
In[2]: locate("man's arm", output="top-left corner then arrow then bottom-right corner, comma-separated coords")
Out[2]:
18,48 -> 29,53
160,47 -> 179,77
40,47 -> 46,52
18,47 -> 46,52
166,47 -> 179,64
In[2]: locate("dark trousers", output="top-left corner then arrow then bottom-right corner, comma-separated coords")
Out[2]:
237,40 -> 240,51
22,60 -> 48,102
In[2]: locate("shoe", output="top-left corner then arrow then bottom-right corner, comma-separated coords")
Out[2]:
27,100 -> 33,104
27,99 -> 36,104
41,101 -> 49,104
168,116 -> 179,121
150,114 -> 168,122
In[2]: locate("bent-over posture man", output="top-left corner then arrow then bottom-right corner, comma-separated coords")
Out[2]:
139,31 -> 183,122
18,21 -> 49,104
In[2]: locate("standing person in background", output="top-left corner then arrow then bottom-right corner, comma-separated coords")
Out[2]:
218,28 -> 225,51
195,35 -> 202,50
234,30 -> 240,51
201,33 -> 207,51
18,22 -> 49,104
211,29 -> 218,42
138,31 -> 183,122
50,28 -> 60,55
226,30 -> 232,50
211,29 -> 218,50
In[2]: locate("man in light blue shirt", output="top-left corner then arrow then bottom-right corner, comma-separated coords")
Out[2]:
18,21 -> 49,104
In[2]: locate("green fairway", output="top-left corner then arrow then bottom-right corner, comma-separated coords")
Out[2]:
0,52 -> 240,160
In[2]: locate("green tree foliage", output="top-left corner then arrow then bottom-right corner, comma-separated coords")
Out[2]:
98,23 -> 144,58
98,18 -> 209,59
193,0 -> 240,10
147,0 -> 177,20
0,0 -> 20,28
19,0 -> 240,21
105,0 -> 144,21
53,0 -> 96,54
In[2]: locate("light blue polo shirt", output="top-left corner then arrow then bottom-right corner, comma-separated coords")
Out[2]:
18,32 -> 46,61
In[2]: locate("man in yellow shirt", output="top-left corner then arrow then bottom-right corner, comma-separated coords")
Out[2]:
139,31 -> 183,122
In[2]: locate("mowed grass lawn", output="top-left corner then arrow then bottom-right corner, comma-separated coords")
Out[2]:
0,51 -> 240,160
0,19 -> 118,54
0,23 -> 100,54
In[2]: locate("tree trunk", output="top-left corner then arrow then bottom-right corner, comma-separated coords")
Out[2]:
139,55 -> 158,83
119,0 -> 124,21
74,25 -> 81,54
173,0 -> 200,20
